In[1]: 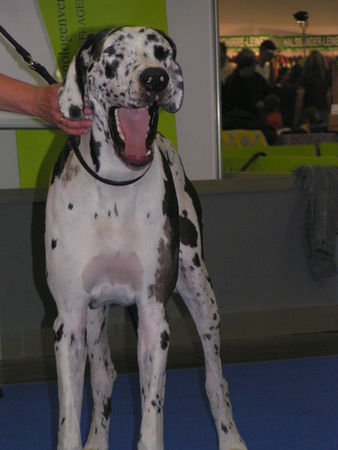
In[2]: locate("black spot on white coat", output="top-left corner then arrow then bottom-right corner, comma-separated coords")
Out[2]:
179,216 -> 198,248
103,44 -> 116,56
221,422 -> 228,434
102,396 -> 112,420
193,253 -> 201,267
152,151 -> 179,303
154,45 -> 169,61
160,330 -> 169,350
114,203 -> 118,216
105,60 -> 120,79
90,132 -> 101,172
69,104 -> 82,119
146,33 -> 159,42
54,323 -> 64,342
184,175 -> 204,253
50,139 -> 73,184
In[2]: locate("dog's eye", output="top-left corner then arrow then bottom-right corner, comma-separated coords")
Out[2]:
103,45 -> 116,55
154,45 -> 170,62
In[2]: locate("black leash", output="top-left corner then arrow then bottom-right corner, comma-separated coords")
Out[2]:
0,24 -> 150,187
0,24 -> 57,84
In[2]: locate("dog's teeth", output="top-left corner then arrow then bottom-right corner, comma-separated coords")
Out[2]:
118,123 -> 125,142
114,109 -> 125,142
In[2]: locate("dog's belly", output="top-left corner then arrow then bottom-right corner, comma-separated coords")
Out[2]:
82,251 -> 144,307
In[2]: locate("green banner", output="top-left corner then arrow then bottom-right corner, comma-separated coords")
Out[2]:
221,34 -> 338,56
17,0 -> 177,188
38,0 -> 169,78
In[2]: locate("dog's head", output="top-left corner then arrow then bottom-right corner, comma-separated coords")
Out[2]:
59,27 -> 183,167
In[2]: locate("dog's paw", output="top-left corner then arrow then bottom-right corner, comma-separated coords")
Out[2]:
84,446 -> 108,450
219,433 -> 248,450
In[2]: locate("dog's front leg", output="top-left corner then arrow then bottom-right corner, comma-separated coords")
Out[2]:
137,300 -> 170,450
176,258 -> 247,450
54,306 -> 88,450
84,306 -> 116,450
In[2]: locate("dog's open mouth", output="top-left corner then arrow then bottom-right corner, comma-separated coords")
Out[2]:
108,105 -> 159,168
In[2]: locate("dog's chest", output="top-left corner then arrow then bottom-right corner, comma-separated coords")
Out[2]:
48,176 -> 171,306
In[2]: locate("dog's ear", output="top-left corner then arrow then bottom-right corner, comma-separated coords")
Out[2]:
156,30 -> 177,60
58,30 -> 111,119
58,35 -> 94,119
155,30 -> 183,113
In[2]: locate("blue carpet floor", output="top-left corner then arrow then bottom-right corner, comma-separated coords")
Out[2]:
0,355 -> 337,449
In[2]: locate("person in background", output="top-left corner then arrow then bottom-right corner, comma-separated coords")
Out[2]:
222,48 -> 271,120
0,73 -> 92,134
256,39 -> 277,86
219,42 -> 233,86
278,63 -> 303,128
293,51 -> 332,130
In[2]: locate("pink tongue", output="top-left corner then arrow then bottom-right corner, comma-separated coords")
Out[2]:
118,107 -> 149,161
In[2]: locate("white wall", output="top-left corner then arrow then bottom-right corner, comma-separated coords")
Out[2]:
0,0 -> 55,188
166,0 -> 221,180
0,0 -> 58,128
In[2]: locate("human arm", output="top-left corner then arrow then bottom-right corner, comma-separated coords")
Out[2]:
0,74 -> 92,135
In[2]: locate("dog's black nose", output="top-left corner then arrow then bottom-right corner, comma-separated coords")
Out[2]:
139,68 -> 169,92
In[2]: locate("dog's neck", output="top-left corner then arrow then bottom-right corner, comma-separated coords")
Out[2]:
78,109 -> 152,184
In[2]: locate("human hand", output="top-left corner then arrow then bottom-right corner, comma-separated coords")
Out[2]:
34,83 -> 92,135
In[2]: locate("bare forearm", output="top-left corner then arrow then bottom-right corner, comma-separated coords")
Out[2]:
0,73 -> 38,115
0,73 -> 92,134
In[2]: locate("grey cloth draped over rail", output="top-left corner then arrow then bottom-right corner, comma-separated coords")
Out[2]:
294,165 -> 338,281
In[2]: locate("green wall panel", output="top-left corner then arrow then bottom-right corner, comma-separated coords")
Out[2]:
17,130 -> 67,188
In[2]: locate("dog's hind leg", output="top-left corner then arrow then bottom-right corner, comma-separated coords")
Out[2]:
84,306 -> 116,450
160,143 -> 247,449
136,300 -> 170,450
53,305 -> 88,450
176,256 -> 247,450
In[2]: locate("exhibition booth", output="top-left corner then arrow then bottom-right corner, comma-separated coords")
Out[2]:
0,0 -> 337,369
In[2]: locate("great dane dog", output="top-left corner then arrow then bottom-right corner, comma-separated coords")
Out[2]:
45,26 -> 247,450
